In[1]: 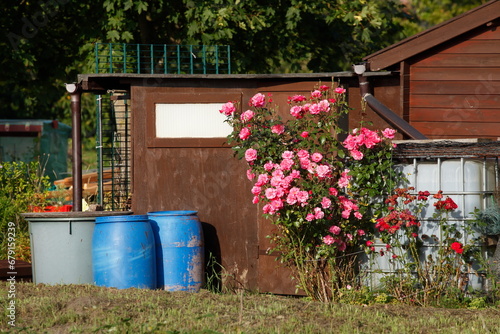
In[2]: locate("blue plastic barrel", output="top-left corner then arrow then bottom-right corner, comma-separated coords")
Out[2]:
92,215 -> 156,289
148,211 -> 204,292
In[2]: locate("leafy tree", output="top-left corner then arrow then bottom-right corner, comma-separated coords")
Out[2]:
399,0 -> 490,36
98,0 -> 408,73
0,1 -> 106,120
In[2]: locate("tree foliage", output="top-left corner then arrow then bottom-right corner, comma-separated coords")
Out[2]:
398,0 -> 490,36
0,0 -> 488,123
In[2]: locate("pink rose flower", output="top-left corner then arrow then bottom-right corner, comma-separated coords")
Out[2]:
280,158 -> 294,171
250,93 -> 266,107
264,161 -> 275,171
297,150 -> 309,159
290,94 -> 306,102
329,187 -> 338,196
251,186 -> 262,195
350,150 -> 364,160
306,213 -> 315,221
290,105 -> 304,118
335,87 -> 346,94
255,174 -> 269,186
239,127 -> 251,140
311,90 -> 322,99
296,191 -> 309,203
265,188 -> 278,200
314,207 -> 324,219
323,235 -> 335,245
338,169 -> 351,188
382,128 -> 396,139
271,199 -> 284,211
316,165 -> 331,178
357,229 -> 366,236
299,158 -> 311,170
329,225 -> 341,235
262,204 -> 273,214
270,176 -> 283,187
321,197 -> 331,209
337,241 -> 347,251
342,134 -> 358,151
245,148 -> 257,162
319,85 -> 329,91
311,152 -> 323,162
240,110 -> 255,122
309,103 -> 321,115
246,169 -> 255,180
300,131 -> 309,138
286,193 -> 297,205
282,151 -> 294,159
219,101 -> 236,116
359,127 -> 381,148
318,99 -> 330,113
271,124 -> 285,134
272,169 -> 284,178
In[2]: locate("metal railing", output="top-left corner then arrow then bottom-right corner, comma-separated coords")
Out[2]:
94,43 -> 231,74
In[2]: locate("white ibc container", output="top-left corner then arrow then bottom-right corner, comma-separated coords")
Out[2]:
367,158 -> 496,290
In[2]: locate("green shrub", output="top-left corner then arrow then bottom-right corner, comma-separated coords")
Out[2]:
0,161 -> 50,261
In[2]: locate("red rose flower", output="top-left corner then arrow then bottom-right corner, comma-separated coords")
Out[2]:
451,242 -> 464,254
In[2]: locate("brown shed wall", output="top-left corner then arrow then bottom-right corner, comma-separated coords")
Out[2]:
408,23 -> 500,139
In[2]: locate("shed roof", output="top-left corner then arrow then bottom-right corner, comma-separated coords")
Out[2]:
77,71 -> 394,93
363,0 -> 500,71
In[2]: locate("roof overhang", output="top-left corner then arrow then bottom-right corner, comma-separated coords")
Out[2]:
77,71 -> 396,94
363,0 -> 500,71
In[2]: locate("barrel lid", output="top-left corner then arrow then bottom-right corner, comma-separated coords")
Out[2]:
95,214 -> 149,223
22,211 -> 133,220
147,210 -> 198,216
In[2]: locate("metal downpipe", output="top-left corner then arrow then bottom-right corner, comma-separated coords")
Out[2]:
358,75 -> 427,140
68,83 -> 83,211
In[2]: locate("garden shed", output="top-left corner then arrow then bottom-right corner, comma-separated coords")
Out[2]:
76,72 -> 401,294
362,0 -> 500,139
0,119 -> 71,182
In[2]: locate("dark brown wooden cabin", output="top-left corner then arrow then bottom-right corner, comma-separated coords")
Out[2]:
363,0 -> 500,139
78,72 -> 400,294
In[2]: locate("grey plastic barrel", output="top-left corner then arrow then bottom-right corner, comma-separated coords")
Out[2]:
22,211 -> 132,285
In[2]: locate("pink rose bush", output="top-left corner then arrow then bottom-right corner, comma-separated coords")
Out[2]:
220,83 -> 399,301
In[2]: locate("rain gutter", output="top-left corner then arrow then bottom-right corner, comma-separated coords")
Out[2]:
356,71 -> 427,140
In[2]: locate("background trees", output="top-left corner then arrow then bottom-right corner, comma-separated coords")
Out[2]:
0,0 -> 488,127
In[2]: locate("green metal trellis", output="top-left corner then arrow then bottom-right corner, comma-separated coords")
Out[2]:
94,43 -> 231,74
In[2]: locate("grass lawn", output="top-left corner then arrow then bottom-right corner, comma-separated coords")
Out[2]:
2,283 -> 500,333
